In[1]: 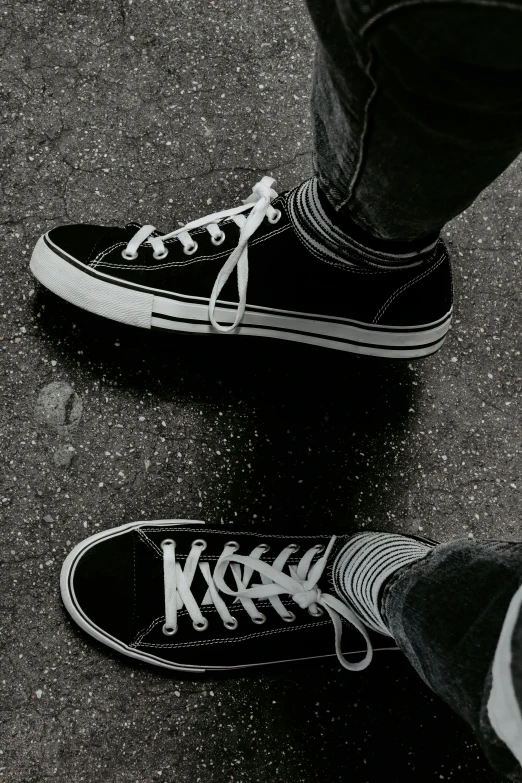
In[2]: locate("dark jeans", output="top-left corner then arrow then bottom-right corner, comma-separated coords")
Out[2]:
382,540 -> 522,781
305,0 -> 522,240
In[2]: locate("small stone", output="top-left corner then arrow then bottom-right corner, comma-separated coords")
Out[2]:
35,382 -> 83,435
53,445 -> 75,468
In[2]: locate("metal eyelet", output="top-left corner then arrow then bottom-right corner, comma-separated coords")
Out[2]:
191,538 -> 207,551
225,540 -> 239,552
183,241 -> 198,256
153,248 -> 169,260
313,544 -> 325,554
257,543 -> 270,553
162,623 -> 177,636
193,618 -> 209,632
224,618 -> 238,630
121,249 -> 138,261
281,611 -> 296,623
308,606 -> 324,617
287,543 -> 299,553
211,231 -> 226,246
252,613 -> 266,625
161,538 -> 175,549
267,209 -> 281,224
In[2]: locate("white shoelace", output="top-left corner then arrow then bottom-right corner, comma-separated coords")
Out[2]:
123,177 -> 281,332
161,535 -> 373,672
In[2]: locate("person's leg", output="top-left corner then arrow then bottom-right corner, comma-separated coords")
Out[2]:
383,539 -> 522,780
43,1 -> 514,355
306,0 -> 522,241
334,533 -> 522,780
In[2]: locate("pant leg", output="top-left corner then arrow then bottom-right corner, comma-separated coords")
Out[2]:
382,539 -> 522,781
305,0 -> 522,240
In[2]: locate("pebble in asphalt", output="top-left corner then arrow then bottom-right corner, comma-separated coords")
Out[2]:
1,0 -> 521,781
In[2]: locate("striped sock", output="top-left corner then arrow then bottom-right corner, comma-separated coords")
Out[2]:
287,177 -> 439,269
332,532 -> 436,637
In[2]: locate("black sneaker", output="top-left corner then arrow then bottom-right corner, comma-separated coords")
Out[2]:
60,520 -> 398,673
31,177 -> 452,359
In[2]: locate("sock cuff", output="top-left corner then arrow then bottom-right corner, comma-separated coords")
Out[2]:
333,532 -> 435,637
287,178 -> 439,270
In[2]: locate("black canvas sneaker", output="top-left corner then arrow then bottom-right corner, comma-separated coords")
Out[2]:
31,177 -> 453,358
60,520 -> 399,673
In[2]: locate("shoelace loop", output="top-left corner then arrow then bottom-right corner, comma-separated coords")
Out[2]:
123,177 -> 280,332
161,535 -> 373,672
292,587 -> 322,610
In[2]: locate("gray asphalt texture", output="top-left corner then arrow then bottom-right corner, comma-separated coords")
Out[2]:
1,1 -> 521,781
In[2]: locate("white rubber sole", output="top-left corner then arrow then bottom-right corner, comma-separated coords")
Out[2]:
61,519 -> 398,673
31,234 -> 452,358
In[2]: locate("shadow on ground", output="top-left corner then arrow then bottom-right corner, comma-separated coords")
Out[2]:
34,286 -> 420,532
23,288 -> 498,783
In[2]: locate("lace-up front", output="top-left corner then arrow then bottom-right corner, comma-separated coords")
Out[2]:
161,535 -> 373,671
123,177 -> 281,332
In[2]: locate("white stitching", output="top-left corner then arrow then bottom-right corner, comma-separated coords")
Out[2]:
137,529 -> 163,558
92,223 -> 291,271
131,536 -> 137,634
133,615 -> 164,644
91,241 -> 127,268
361,0 -> 522,37
135,527 -> 336,539
91,200 -> 288,268
373,255 -> 445,323
131,620 -> 330,649
95,223 -> 291,272
132,600 -> 301,646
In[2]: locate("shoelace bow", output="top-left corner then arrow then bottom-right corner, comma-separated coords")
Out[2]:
123,177 -> 281,333
161,535 -> 373,672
